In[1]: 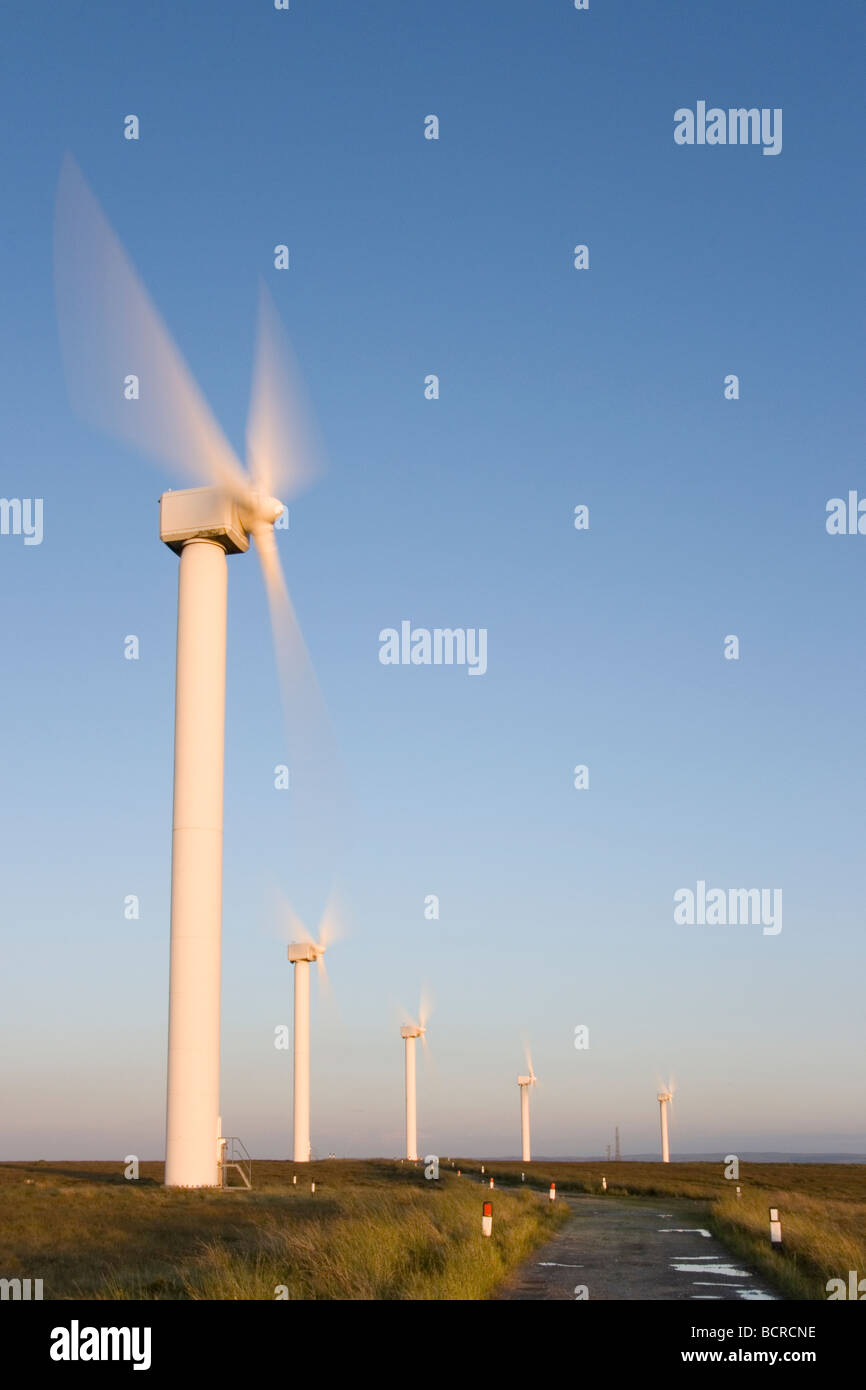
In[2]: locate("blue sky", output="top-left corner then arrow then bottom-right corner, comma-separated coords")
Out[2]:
1,1 -> 864,1161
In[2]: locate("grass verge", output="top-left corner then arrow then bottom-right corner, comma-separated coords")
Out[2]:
0,1159 -> 568,1300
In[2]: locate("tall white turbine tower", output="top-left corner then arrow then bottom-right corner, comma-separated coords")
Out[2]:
400,994 -> 431,1161
658,1088 -> 673,1163
517,1041 -> 537,1163
286,899 -> 338,1163
54,158 -> 338,1189
401,1025 -> 423,1162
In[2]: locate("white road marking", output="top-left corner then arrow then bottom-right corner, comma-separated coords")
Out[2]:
659,1228 -> 712,1237
537,1262 -> 583,1268
672,1262 -> 749,1278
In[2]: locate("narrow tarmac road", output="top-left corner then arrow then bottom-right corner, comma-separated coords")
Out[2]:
495,1195 -> 779,1301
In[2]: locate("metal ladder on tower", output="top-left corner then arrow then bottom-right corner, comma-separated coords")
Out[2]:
218,1136 -> 252,1189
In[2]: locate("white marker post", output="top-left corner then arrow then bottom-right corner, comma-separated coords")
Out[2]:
549,1182 -> 556,1202
311,1181 -> 316,1194
602,1176 -> 607,1191
736,1185 -> 741,1199
482,1200 -> 493,1237
769,1207 -> 782,1247
489,1176 -> 494,1188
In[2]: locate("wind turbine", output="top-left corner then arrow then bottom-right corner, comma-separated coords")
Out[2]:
400,993 -> 431,1161
657,1082 -> 674,1164
285,897 -> 340,1163
54,157 -> 341,1189
517,1041 -> 537,1163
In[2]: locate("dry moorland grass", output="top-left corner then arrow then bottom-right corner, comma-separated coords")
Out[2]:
3,1158 -> 863,1300
0,1159 -> 567,1301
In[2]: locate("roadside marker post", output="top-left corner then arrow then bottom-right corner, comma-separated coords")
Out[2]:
769,1207 -> 782,1247
482,1201 -> 493,1237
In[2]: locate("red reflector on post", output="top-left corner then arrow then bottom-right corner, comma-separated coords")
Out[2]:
481,1200 -> 493,1237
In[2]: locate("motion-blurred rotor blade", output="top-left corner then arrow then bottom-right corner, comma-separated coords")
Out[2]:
53,156 -> 250,499
317,889 -> 346,952
418,987 -> 433,1032
315,949 -> 333,999
245,281 -> 323,504
417,988 -> 433,1060
419,1023 -> 437,1075
252,523 -> 349,920
523,1039 -> 535,1081
277,891 -> 311,944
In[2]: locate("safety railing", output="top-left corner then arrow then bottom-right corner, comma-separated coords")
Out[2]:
218,1136 -> 252,1189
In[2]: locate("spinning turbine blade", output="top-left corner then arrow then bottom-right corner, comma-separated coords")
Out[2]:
243,287 -> 344,928
54,156 -> 249,499
417,991 -> 434,1065
246,280 -> 322,503
418,987 -> 433,1032
253,525 -> 348,918
276,891 -> 311,944
316,889 -> 345,951
315,949 -> 335,1008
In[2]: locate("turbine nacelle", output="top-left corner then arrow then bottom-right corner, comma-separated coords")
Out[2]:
160,486 -> 249,555
288,941 -> 326,965
159,485 -> 285,558
658,1090 -> 672,1103
401,1024 -> 424,1040
517,1074 -> 536,1087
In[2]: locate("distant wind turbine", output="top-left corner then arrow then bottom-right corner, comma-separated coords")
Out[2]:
657,1081 -> 675,1163
400,992 -> 431,1161
286,896 -> 341,1163
517,1041 -> 538,1162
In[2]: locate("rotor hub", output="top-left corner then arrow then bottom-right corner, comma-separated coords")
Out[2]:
240,492 -> 285,531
